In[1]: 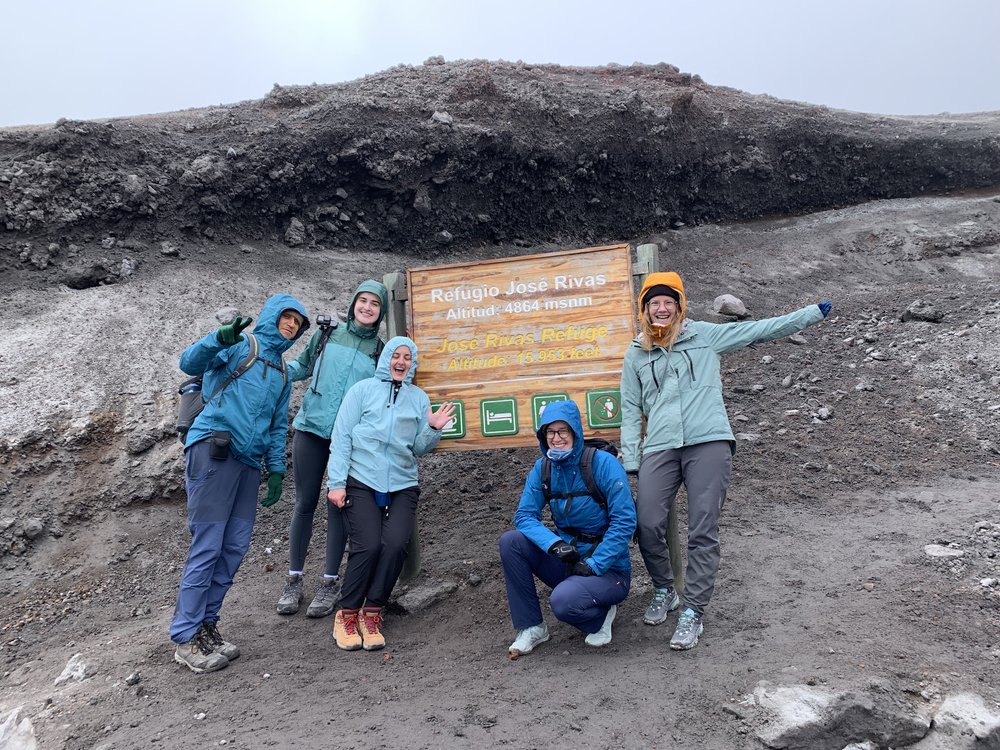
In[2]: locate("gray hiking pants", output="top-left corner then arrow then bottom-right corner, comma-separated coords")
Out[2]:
636,441 -> 732,616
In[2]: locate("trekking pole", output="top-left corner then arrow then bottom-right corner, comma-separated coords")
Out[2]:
635,243 -> 684,595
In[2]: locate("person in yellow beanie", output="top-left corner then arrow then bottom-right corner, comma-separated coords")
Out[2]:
620,272 -> 832,650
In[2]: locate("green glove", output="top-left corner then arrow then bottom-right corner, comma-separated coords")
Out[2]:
261,472 -> 284,507
217,316 -> 254,346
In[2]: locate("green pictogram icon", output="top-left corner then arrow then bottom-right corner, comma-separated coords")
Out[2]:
531,393 -> 569,431
586,389 -> 622,428
433,400 -> 465,439
480,397 -> 519,437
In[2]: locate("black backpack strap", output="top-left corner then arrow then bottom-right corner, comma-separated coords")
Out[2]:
578,445 -> 608,510
541,456 -> 552,502
372,337 -> 385,364
205,333 -> 259,405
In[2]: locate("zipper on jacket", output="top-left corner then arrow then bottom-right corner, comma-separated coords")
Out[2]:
682,350 -> 696,381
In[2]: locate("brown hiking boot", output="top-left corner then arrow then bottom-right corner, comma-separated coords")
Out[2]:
333,609 -> 362,651
359,607 -> 385,651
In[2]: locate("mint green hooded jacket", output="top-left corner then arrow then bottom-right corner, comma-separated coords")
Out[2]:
287,280 -> 388,439
620,304 -> 825,471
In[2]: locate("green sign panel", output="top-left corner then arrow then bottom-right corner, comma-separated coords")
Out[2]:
531,393 -> 569,431
586,388 -> 622,428
433,400 -> 465,439
480,397 -> 519,437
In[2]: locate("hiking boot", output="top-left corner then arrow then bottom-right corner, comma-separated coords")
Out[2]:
669,608 -> 704,650
306,579 -> 341,618
508,623 -> 550,659
585,604 -> 617,647
174,631 -> 229,674
276,574 -> 304,615
359,607 -> 385,651
643,587 -> 680,625
200,621 -> 240,661
333,609 -> 363,651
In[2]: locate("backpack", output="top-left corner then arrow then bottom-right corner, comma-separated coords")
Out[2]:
175,333 -> 286,442
540,438 -> 619,510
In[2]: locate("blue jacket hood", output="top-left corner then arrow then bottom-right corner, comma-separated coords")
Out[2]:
535,399 -> 584,462
254,293 -> 310,353
377,335 -> 418,383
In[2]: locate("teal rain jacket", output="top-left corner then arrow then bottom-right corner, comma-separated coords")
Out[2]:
180,293 -> 310,473
620,304 -> 825,470
287,280 -> 389,439
513,400 -> 635,577
326,336 -> 442,493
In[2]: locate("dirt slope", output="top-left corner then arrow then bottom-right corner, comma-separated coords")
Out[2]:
1,61 -> 1000,749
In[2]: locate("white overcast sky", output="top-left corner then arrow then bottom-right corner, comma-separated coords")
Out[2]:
3,0 -> 999,127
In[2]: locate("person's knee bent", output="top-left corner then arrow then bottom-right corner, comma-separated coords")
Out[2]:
499,529 -> 528,561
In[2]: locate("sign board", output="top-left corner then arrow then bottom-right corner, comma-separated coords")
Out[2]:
407,244 -> 636,451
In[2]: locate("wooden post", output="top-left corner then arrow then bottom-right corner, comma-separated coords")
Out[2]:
382,271 -> 422,583
632,243 -> 684,596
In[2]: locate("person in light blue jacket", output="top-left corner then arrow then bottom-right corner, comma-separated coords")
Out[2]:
621,271 -> 831,652
171,293 -> 309,674
499,399 -> 636,658
325,336 -> 455,651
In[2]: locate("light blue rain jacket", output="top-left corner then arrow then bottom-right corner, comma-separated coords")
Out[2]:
326,336 -> 442,492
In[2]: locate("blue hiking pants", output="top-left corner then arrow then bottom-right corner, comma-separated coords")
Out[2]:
170,440 -> 260,644
499,529 -> 630,634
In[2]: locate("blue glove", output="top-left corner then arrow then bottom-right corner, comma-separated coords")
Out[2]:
817,302 -> 832,318
217,316 -> 253,346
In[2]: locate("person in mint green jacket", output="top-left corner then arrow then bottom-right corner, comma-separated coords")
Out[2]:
326,337 -> 455,651
275,280 -> 388,619
620,271 -> 832,651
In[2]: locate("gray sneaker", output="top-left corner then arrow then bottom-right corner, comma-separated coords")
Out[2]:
306,579 -> 341,618
200,621 -> 239,661
669,608 -> 704,650
276,574 -> 304,615
643,587 -> 680,625
174,631 -> 229,673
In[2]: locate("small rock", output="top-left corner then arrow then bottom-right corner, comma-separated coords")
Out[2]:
431,111 -> 454,126
924,544 -> 964,558
900,300 -> 944,323
788,334 -> 808,345
55,654 -> 96,685
714,294 -> 747,317
194,712 -> 207,721
125,672 -> 141,686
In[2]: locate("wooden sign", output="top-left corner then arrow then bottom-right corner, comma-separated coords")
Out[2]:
407,244 -> 636,451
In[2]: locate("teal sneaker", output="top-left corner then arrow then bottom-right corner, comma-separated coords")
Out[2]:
669,608 -> 703,650
643,587 -> 680,625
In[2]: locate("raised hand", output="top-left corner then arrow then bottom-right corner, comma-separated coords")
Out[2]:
428,401 -> 457,431
217,316 -> 254,345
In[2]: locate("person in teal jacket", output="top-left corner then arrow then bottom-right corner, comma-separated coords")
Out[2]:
325,336 -> 455,651
499,399 -> 636,658
275,280 -> 388,619
621,271 -> 831,651
171,293 -> 309,673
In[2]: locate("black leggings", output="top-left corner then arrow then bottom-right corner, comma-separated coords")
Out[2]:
287,430 -> 346,576
339,478 -> 419,609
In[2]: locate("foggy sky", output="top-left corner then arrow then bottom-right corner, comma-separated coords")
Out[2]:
3,0 -> 999,127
